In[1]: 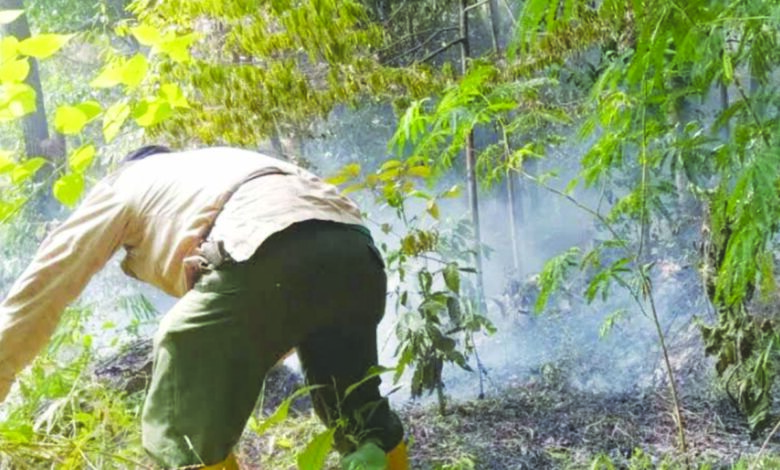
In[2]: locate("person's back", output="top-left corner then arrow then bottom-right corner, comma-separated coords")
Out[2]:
0,146 -> 408,469
108,147 -> 362,295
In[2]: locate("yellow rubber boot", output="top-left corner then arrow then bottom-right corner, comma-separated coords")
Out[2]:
386,442 -> 408,470
200,453 -> 240,470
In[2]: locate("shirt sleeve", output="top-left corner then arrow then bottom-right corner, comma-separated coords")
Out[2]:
0,181 -> 129,401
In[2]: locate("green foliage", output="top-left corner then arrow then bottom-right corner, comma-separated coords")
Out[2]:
535,247 -> 580,314
341,442 -> 386,470
390,62 -> 569,179
510,0 -> 780,431
128,0 -> 441,146
0,305 -> 148,469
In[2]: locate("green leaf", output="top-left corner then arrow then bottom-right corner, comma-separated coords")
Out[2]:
296,428 -> 336,470
103,101 -> 130,142
75,101 -> 101,121
344,365 -> 395,399
68,144 -> 96,172
18,34 -> 73,59
53,172 -> 85,208
341,442 -> 387,470
407,165 -> 431,178
440,184 -> 461,199
0,36 -> 18,61
0,83 -> 36,121
130,24 -> 162,46
160,83 -> 189,108
426,200 -> 439,219
443,263 -> 460,294
91,54 -> 148,89
564,177 -> 579,196
0,9 -> 24,25
0,58 -> 29,83
599,309 -> 627,338
54,105 -> 88,135
156,33 -> 196,62
90,63 -> 124,88
11,157 -> 46,184
132,98 -> 172,127
249,385 -> 321,435
380,160 -> 402,172
326,163 -> 361,185
722,52 -> 733,84
0,150 -> 15,173
535,247 -> 580,313
121,54 -> 149,88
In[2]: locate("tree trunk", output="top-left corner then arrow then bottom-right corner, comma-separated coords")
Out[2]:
487,0 -> 500,55
506,170 -> 521,272
0,0 -> 49,158
459,0 -> 486,305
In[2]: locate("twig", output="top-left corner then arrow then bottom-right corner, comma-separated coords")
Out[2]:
470,331 -> 486,399
463,0 -> 490,13
419,37 -> 465,63
752,417 -> 780,468
733,75 -> 770,146
384,27 -> 459,65
638,67 -> 688,458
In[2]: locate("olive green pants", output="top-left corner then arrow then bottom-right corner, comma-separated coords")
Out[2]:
141,221 -> 404,468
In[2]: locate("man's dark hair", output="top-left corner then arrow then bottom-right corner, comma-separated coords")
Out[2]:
123,145 -> 172,162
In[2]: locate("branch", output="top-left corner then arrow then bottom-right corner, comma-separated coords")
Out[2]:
463,0 -> 490,13
419,37 -> 465,64
734,75 -> 771,146
384,27 -> 459,65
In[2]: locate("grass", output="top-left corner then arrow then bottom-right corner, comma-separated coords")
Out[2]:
2,336 -> 780,469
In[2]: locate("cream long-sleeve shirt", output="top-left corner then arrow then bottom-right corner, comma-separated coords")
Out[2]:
0,147 -> 362,400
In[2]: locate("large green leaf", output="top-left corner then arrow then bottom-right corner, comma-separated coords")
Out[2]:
11,157 -> 46,184
0,36 -> 18,61
53,172 -> 85,208
296,428 -> 336,470
76,101 -> 101,121
160,83 -> 189,108
341,442 -> 386,470
18,34 -> 73,59
0,58 -> 29,83
54,101 -> 100,135
91,54 -> 148,89
130,24 -> 162,46
90,63 -> 124,88
156,33 -> 196,62
68,144 -> 96,173
443,263 -> 460,294
102,101 -> 130,143
0,150 -> 15,174
132,98 -> 172,127
0,83 -> 36,121
121,54 -> 149,88
54,105 -> 88,135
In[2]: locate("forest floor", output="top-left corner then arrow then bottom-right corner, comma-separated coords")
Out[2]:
238,374 -> 780,470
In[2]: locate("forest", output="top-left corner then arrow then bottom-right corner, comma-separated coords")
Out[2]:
0,0 -> 780,469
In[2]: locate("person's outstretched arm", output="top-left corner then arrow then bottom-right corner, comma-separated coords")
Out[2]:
0,181 -> 129,401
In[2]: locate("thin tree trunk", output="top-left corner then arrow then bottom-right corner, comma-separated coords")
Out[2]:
487,0 -> 500,55
0,0 -> 49,158
486,0 -> 519,271
506,171 -> 520,271
719,81 -> 730,140
459,0 -> 486,303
